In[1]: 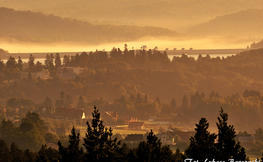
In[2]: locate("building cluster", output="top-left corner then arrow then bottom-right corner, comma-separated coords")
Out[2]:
21,66 -> 84,80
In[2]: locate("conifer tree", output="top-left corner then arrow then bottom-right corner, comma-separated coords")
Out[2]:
0,138 -> 12,162
17,56 -> 23,71
58,126 -> 83,162
174,148 -> 184,162
170,98 -> 177,108
135,130 -> 173,162
83,106 -> 120,162
215,108 -> 246,160
181,95 -> 189,109
10,143 -> 23,162
185,118 -> 217,161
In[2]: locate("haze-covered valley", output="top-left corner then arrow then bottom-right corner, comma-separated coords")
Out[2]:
1,0 -> 263,31
1,1 -> 263,52
1,1 -> 263,161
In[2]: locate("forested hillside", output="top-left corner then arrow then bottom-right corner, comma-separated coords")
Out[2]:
1,47 -> 263,131
0,7 -> 178,43
188,9 -> 263,37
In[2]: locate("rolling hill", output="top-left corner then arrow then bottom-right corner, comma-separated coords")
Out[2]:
1,0 -> 263,31
188,9 -> 263,37
0,7 -> 179,43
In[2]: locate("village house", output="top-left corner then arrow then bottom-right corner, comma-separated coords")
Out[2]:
56,67 -> 84,79
21,70 -> 50,79
157,132 -> 175,145
101,111 -> 118,126
171,131 -> 195,142
54,107 -> 86,124
128,122 -> 145,130
57,67 -> 84,75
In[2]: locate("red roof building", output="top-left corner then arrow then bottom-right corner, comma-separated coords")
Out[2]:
128,121 -> 145,130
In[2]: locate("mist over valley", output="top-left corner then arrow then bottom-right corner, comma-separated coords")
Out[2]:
1,1 -> 263,161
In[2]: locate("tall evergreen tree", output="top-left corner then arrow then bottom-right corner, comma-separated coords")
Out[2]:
55,53 -> 62,68
83,106 -> 120,162
174,148 -> 184,162
76,96 -> 86,109
215,108 -> 246,160
58,126 -> 83,162
185,118 -> 217,161
28,54 -> 35,72
181,95 -> 189,109
6,56 -> 16,69
10,143 -> 23,162
17,56 -> 23,71
65,95 -> 73,108
170,98 -> 177,108
135,130 -> 173,162
36,144 -> 60,162
0,138 -> 12,162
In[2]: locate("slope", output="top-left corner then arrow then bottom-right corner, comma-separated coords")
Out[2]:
188,9 -> 263,37
1,0 -> 263,30
0,7 -> 179,43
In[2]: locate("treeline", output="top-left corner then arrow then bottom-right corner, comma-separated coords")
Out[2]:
0,7 -> 178,43
1,48 -> 263,130
3,48 -> 263,104
0,107 -> 251,161
1,89 -> 263,133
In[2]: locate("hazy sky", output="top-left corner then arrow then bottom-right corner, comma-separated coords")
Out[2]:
1,0 -> 263,52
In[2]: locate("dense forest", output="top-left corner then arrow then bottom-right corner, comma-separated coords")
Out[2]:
0,7 -> 178,43
0,46 -> 263,160
0,47 -> 263,131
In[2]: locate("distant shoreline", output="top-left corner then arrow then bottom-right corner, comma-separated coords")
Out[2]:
1,48 -> 249,59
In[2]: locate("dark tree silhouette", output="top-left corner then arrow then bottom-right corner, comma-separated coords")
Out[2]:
185,118 -> 217,161
58,126 -> 84,162
83,106 -> 120,162
215,108 -> 246,160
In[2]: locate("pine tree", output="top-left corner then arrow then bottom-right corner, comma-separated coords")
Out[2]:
76,96 -> 86,109
36,144 -> 60,162
17,56 -> 23,71
10,143 -> 23,162
65,95 -> 73,108
181,95 -> 189,109
0,138 -> 12,162
58,126 -> 83,162
135,130 -> 173,162
170,98 -> 177,108
28,54 -> 35,72
83,106 -> 120,162
55,53 -> 61,68
174,148 -> 183,162
185,118 -> 217,161
215,108 -> 246,160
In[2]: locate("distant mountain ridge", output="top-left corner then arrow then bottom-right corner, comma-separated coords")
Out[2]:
188,9 -> 263,37
0,7 -> 179,43
1,0 -> 263,30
